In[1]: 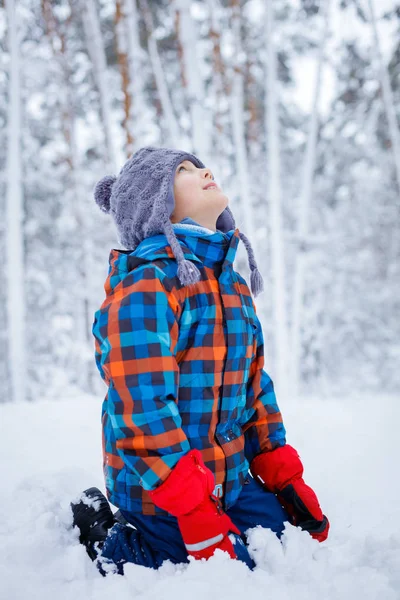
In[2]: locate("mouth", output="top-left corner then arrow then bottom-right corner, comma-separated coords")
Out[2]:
203,182 -> 219,191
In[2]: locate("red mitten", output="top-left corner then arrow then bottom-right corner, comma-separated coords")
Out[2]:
251,445 -> 329,542
149,450 -> 240,560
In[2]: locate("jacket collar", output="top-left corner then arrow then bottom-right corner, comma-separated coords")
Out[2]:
106,218 -> 240,292
172,217 -> 238,270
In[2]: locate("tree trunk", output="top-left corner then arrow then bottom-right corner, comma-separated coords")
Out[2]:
42,0 -> 94,392
5,0 -> 26,402
139,0 -> 181,144
206,0 -> 230,160
174,0 -> 211,161
367,0 -> 400,192
81,0 -> 118,171
230,0 -> 256,242
264,1 -> 290,397
290,0 -> 330,397
115,0 -> 134,156
125,0 -> 148,152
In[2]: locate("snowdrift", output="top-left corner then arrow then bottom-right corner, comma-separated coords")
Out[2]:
1,394 -> 399,600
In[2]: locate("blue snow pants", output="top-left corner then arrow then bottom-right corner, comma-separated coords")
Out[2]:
98,475 -> 288,574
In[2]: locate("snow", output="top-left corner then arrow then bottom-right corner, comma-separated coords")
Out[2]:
1,393 -> 400,599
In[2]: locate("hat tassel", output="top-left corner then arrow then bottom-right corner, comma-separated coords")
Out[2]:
238,231 -> 264,297
163,219 -> 202,287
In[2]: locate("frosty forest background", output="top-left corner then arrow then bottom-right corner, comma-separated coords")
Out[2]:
2,1 -> 400,598
1,0 -> 399,404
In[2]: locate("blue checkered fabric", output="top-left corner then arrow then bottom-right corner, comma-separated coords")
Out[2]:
92,220 -> 286,515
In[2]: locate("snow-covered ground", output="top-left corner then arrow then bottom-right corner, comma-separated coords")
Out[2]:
1,393 -> 399,600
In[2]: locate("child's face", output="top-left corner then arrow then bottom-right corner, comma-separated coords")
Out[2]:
171,160 -> 229,229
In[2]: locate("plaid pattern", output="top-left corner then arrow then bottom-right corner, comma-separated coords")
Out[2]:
93,225 -> 286,515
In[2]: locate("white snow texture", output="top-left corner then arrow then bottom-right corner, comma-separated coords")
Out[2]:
1,394 -> 399,600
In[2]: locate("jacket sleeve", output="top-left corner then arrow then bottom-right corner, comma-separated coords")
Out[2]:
242,311 -> 286,463
93,265 -> 190,491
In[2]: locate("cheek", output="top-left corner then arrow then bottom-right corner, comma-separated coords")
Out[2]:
175,178 -> 200,209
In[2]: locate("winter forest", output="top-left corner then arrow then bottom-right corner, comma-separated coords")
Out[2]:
1,1 -> 400,599
2,0 -> 399,404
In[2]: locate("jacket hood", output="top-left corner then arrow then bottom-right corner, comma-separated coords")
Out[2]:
104,218 -> 239,295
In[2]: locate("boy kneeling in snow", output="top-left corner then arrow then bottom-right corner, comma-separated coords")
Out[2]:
72,147 -> 329,574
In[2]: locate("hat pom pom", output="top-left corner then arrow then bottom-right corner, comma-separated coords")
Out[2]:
94,175 -> 117,214
250,267 -> 264,297
177,259 -> 201,287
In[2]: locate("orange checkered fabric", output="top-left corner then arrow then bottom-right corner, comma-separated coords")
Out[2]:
93,224 -> 286,515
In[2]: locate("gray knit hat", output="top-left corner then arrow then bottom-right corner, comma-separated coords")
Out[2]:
94,146 -> 264,296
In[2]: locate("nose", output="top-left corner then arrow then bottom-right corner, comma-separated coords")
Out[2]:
201,167 -> 214,180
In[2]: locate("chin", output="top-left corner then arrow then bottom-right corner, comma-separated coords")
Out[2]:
206,191 -> 229,217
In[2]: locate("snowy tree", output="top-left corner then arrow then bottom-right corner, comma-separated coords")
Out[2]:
4,0 -> 25,403
0,0 -> 399,401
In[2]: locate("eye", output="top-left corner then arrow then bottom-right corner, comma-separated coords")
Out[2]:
177,165 -> 186,173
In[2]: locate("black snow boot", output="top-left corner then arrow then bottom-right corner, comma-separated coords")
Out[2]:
71,487 -> 115,560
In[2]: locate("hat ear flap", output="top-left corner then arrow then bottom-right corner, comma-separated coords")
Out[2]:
216,207 -> 236,232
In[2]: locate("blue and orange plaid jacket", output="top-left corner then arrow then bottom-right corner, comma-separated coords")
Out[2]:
93,219 -> 286,515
